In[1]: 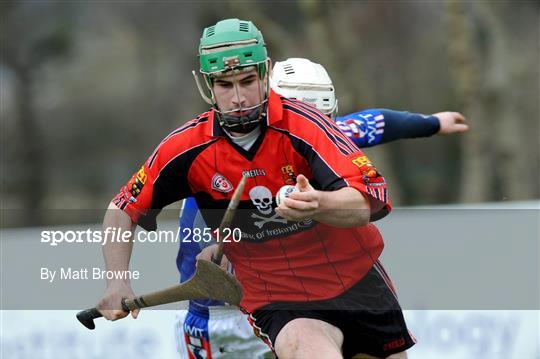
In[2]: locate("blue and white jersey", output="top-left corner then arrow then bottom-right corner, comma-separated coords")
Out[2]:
335,109 -> 439,148
335,110 -> 386,147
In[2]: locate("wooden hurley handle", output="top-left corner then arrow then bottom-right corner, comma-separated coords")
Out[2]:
76,299 -> 130,330
212,175 -> 247,264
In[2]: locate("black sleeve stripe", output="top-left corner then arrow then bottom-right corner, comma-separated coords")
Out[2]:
283,99 -> 358,154
148,149 -> 159,169
148,116 -> 210,168
137,139 -> 218,231
289,99 -> 359,153
113,196 -> 128,210
269,126 -> 348,190
283,104 -> 354,156
153,138 -> 218,185
166,116 -> 209,139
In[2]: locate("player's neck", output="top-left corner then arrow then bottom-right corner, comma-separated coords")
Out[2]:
227,125 -> 260,138
224,125 -> 261,151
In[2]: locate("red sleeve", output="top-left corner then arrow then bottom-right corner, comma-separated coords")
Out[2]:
280,99 -> 391,220
111,135 -> 188,230
111,159 -> 158,226
111,122 -> 215,230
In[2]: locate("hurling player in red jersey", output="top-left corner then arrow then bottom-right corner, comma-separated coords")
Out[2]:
97,19 -> 417,359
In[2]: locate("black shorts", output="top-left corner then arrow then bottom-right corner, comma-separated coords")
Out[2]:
250,262 -> 416,358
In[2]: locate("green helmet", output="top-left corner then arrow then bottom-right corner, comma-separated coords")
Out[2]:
199,18 -> 268,77
193,19 -> 270,133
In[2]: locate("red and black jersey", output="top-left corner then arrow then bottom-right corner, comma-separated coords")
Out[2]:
113,90 -> 392,312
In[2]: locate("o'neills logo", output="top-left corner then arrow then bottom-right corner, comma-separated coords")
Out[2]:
212,173 -> 233,193
242,169 -> 266,178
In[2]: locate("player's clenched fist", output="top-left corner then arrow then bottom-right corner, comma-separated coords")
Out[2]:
275,174 -> 320,222
96,280 -> 139,321
196,244 -> 230,270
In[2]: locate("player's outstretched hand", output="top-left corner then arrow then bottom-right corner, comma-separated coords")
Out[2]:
276,174 -> 320,222
433,112 -> 469,135
96,280 -> 139,321
196,244 -> 230,269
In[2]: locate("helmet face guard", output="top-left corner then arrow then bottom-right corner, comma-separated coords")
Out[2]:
194,19 -> 270,133
270,58 -> 338,118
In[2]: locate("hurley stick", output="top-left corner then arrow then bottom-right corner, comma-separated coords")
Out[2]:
212,175 -> 247,264
77,176 -> 247,330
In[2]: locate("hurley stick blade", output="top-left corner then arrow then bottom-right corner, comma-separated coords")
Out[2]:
124,260 -> 243,309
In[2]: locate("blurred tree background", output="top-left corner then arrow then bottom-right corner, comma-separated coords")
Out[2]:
1,0 -> 538,226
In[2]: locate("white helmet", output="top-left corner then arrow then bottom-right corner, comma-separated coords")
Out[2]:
270,58 -> 338,117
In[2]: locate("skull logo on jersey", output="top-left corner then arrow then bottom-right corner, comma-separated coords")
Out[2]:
249,186 -> 273,215
249,185 -> 287,229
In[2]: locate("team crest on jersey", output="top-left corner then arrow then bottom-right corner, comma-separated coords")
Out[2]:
352,155 -> 385,185
211,173 -> 233,193
281,164 -> 296,185
352,155 -> 377,177
126,166 -> 147,202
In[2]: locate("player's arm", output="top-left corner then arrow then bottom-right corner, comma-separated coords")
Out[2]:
102,202 -> 135,276
276,175 -> 372,228
97,202 -> 139,321
275,106 -> 391,225
336,109 -> 467,148
96,127 -> 193,320
380,110 -> 468,142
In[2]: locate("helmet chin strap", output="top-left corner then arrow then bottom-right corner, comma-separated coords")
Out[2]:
218,102 -> 267,133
